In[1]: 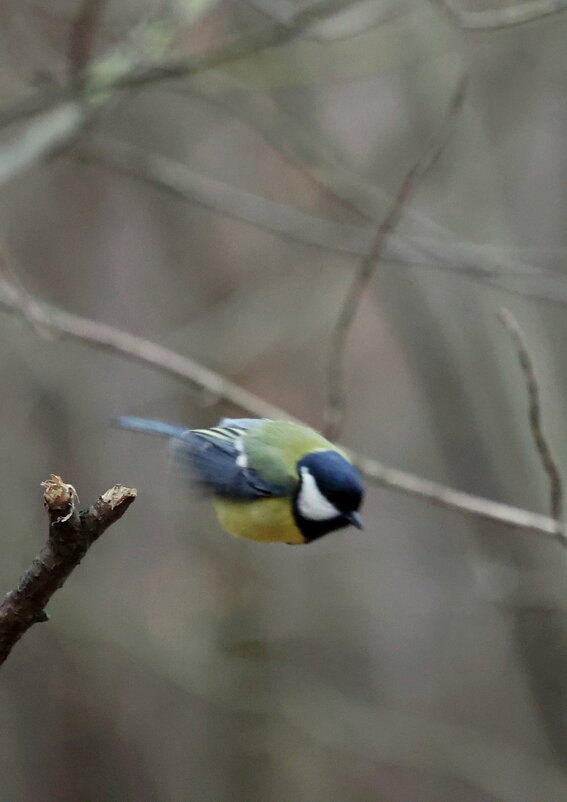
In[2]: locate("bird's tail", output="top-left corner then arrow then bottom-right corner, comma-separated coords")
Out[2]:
113,416 -> 188,440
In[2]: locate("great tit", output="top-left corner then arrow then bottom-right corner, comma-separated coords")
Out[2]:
116,417 -> 364,544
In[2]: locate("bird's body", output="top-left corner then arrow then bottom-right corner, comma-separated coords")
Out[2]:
116,417 -> 364,544
214,495 -> 302,544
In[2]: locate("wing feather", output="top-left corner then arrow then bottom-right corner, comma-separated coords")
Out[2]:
173,426 -> 290,500
117,416 -> 296,500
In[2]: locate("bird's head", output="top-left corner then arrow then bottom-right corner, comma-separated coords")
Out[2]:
294,450 -> 364,542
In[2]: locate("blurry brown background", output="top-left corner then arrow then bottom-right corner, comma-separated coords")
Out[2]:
1,1 -> 567,800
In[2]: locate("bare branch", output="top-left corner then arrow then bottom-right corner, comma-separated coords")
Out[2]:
73,134 -> 567,309
0,1 -> 355,191
0,268 -> 302,424
324,74 -> 467,439
498,307 -> 564,523
242,0 -> 393,42
431,0 -> 567,30
67,0 -> 109,76
0,475 -> 136,665
74,138 -> 560,292
0,261 -> 564,543
356,455 -> 563,539
0,102 -> 91,188
74,137 -> 373,255
187,84 -> 567,306
0,0 -> 353,133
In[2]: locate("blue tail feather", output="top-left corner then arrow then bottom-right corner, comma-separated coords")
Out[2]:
114,416 -> 188,440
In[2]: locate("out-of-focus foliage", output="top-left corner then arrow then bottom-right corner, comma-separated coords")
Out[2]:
1,1 -> 567,800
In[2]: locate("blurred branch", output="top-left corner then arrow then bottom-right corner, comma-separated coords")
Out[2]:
0,475 -> 136,666
74,137 -> 370,254
67,0 -> 109,76
185,85 -> 565,302
431,0 -> 567,30
0,0 -> 353,132
0,263 -> 564,542
459,270 -> 567,308
72,137 -> 545,277
243,0 -> 395,42
0,102 -> 91,187
74,139 -> 567,308
0,0 -> 354,190
3,1 -> 564,297
324,75 -> 467,439
498,308 -> 564,523
0,268 -> 302,423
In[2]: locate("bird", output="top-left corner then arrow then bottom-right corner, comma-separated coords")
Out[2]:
115,416 -> 364,545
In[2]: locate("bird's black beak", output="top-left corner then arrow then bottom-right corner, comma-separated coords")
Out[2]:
346,511 -> 363,530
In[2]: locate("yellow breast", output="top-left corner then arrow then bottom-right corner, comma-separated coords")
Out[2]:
213,497 -> 305,544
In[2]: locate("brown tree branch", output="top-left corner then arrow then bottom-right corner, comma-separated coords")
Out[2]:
0,475 -> 136,666
324,74 -> 467,439
0,271 -> 300,424
67,0 -> 109,76
0,261 -> 563,543
498,307 -> 564,522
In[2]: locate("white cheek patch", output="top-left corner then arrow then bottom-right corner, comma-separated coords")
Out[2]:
298,467 -> 340,521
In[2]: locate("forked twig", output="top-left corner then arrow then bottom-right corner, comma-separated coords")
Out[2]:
0,476 -> 136,665
498,307 -> 564,524
324,75 -> 467,439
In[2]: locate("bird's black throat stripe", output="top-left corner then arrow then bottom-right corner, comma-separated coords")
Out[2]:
292,491 -> 349,543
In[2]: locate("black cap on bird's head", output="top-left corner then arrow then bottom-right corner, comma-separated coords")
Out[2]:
293,450 -> 364,542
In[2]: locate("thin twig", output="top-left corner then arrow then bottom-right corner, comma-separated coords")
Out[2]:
0,0 -> 352,132
73,138 -> 554,287
324,75 -> 467,439
0,2 -> 352,192
431,0 -> 567,30
242,0 -> 395,42
0,475 -> 136,665
355,455 -> 563,539
0,263 -> 563,542
72,125 -> 567,309
183,83 -> 567,309
0,270 -> 302,423
498,307 -> 564,523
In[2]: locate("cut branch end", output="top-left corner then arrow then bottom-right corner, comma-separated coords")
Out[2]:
0,476 -> 136,666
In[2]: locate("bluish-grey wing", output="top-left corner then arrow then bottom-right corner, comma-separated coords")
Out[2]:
172,428 -> 288,500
